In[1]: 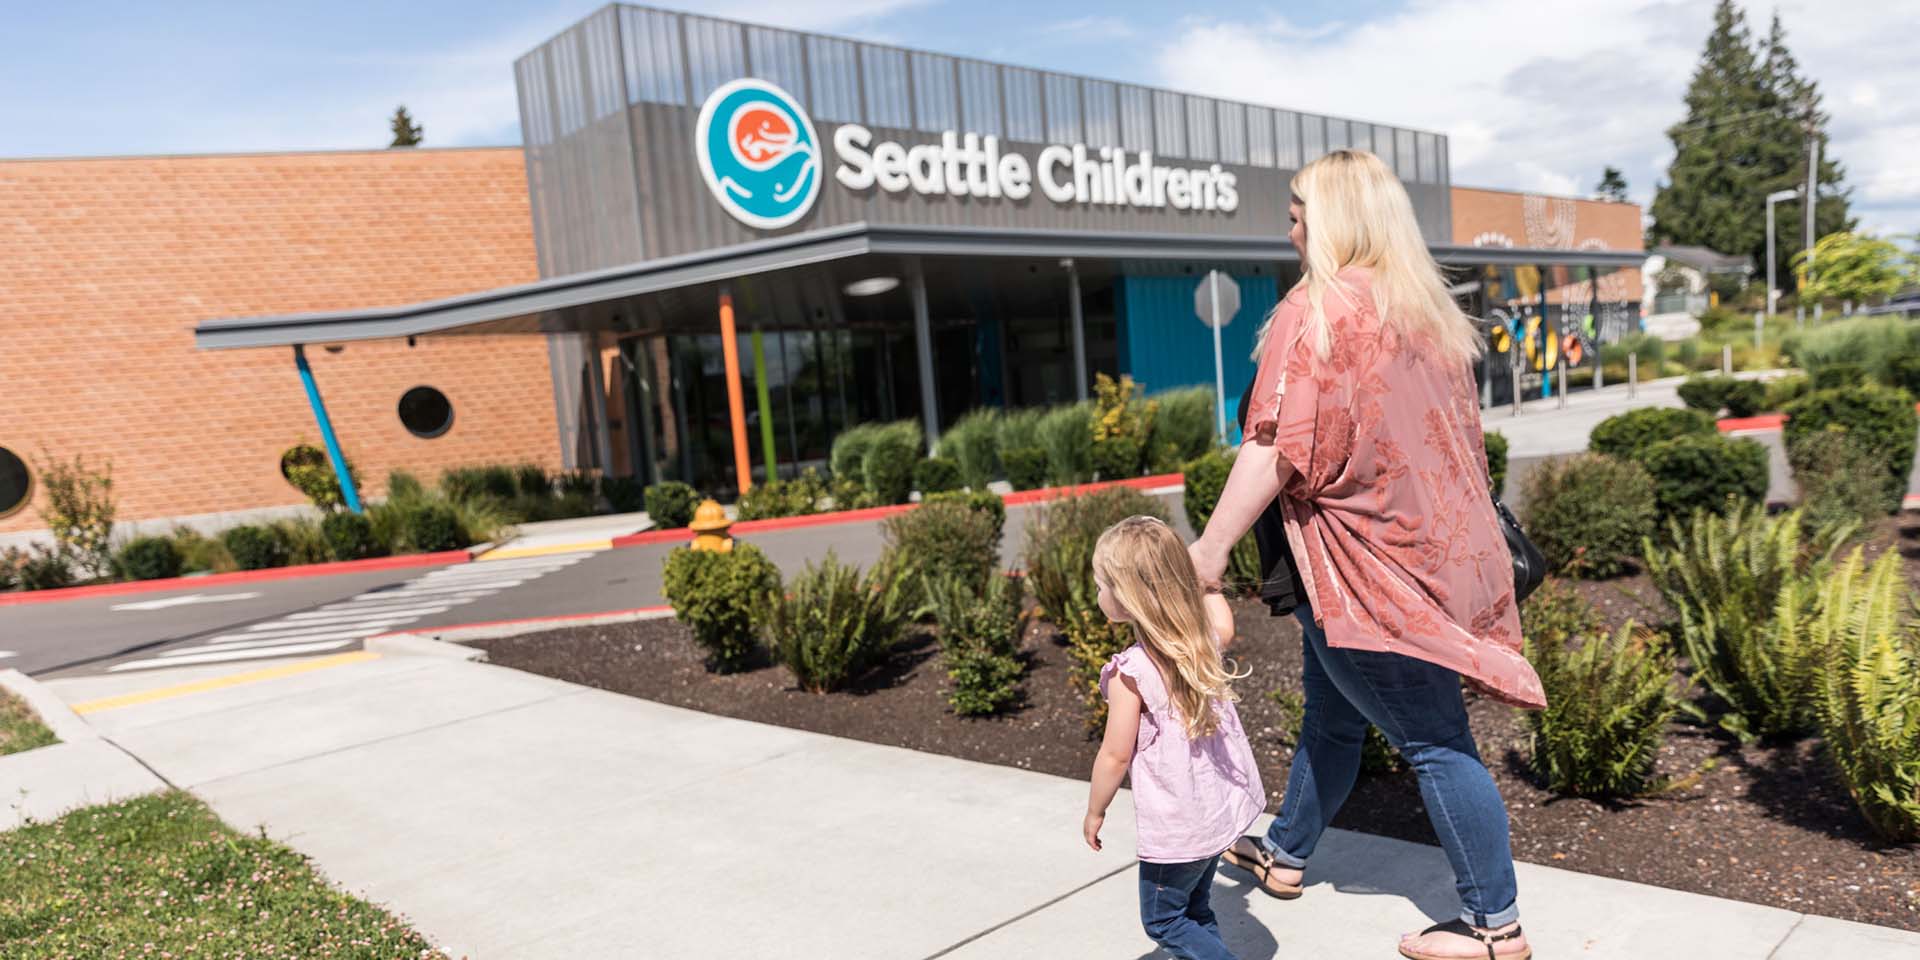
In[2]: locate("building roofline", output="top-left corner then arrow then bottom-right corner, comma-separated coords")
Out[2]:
0,145 -> 523,165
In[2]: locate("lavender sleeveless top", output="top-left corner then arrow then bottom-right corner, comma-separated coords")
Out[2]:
1100,643 -> 1265,864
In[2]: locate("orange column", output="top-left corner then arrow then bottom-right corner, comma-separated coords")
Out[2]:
718,290 -> 753,493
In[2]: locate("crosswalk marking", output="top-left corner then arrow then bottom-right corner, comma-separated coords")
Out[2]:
105,552 -> 592,672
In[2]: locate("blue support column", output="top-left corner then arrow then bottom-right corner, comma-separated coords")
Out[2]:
293,344 -> 363,514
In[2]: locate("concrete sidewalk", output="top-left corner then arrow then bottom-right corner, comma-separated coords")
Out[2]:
41,649 -> 1920,959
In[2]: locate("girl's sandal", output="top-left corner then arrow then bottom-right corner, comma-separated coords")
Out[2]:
1396,919 -> 1530,960
1220,836 -> 1303,900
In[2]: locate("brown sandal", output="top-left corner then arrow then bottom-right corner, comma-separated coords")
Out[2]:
1220,836 -> 1303,899
1396,919 -> 1530,960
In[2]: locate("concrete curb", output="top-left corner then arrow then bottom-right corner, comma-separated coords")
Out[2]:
364,633 -> 489,662
380,606 -> 677,646
0,668 -> 98,744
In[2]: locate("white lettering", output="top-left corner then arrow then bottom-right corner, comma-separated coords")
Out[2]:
907,143 -> 945,194
998,152 -> 1031,200
941,131 -> 967,197
982,136 -> 1002,199
1167,168 -> 1192,209
834,125 -> 876,190
873,142 -> 910,192
1123,150 -> 1153,207
1215,168 -> 1239,212
1037,145 -> 1076,203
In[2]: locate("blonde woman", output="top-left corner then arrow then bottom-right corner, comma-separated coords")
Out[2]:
1188,150 -> 1545,960
1084,516 -> 1264,960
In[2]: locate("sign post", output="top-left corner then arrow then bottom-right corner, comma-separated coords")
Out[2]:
1195,270 -> 1241,442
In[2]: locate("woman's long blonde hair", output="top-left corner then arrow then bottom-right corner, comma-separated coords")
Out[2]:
1092,516 -> 1247,739
1258,149 -> 1482,366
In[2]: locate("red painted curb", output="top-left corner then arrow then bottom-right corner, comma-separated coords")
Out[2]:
1717,414 -> 1787,432
378,604 -> 674,636
610,473 -> 1188,549
0,549 -> 473,608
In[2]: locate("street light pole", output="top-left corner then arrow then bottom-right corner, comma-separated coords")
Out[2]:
1766,188 -> 1800,320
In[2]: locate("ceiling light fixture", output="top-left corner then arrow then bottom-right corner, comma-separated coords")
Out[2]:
842,276 -> 900,297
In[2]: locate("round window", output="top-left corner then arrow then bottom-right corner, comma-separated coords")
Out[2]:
0,447 -> 28,518
398,386 -> 454,438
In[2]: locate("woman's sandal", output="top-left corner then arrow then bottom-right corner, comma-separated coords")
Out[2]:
1396,919 -> 1530,960
1219,836 -> 1303,900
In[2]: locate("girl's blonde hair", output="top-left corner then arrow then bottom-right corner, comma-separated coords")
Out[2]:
1091,516 -> 1246,739
1257,149 -> 1483,366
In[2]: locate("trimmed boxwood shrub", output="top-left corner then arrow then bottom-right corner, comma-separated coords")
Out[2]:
662,543 -> 780,673
882,499 -> 1002,613
938,410 -> 1000,491
1181,449 -> 1260,591
1521,454 -> 1657,579
1889,354 -> 1920,396
736,470 -> 827,521
1037,402 -> 1095,486
1589,407 -> 1715,460
1809,362 -> 1867,391
222,525 -> 287,571
1146,386 -> 1216,474
862,421 -> 922,505
114,536 -> 183,582
643,481 -> 699,528
1642,434 -> 1768,521
321,511 -> 385,561
830,422 -> 882,481
1484,431 -> 1510,497
913,457 -> 962,495
1782,383 -> 1917,514
1764,374 -> 1811,412
1789,426 -> 1883,537
402,502 -> 467,552
1678,375 -> 1766,418
922,489 -> 1007,541
1001,446 -> 1048,491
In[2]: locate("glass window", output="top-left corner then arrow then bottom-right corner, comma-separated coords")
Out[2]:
912,52 -> 958,131
0,446 -> 28,518
1248,106 -> 1275,166
1003,66 -> 1042,141
807,36 -> 860,122
1153,90 -> 1185,156
398,386 -> 454,438
1044,73 -> 1081,143
862,46 -> 911,128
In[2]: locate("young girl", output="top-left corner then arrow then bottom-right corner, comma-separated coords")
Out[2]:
1083,516 -> 1266,960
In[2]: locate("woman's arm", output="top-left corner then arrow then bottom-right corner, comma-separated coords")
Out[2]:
1083,676 -> 1142,852
1190,441 -> 1295,588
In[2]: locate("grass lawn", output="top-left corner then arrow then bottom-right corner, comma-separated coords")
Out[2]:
0,791 -> 448,959
0,688 -> 58,756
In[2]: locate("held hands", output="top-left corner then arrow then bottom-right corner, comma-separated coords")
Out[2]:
1188,537 -> 1230,591
1083,809 -> 1105,852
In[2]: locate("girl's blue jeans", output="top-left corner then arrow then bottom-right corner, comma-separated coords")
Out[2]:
1138,856 -> 1236,960
1257,605 -> 1521,929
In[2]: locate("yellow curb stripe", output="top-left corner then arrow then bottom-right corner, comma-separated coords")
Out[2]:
477,540 -> 612,561
70,651 -> 382,715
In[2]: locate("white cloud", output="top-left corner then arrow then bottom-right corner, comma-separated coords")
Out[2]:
1040,15 -> 1138,41
1151,0 -> 1920,237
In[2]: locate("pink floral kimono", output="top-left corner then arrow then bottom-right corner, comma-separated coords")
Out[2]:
1244,268 -> 1546,710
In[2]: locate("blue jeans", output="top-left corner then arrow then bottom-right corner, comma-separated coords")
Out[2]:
1258,606 -> 1521,929
1138,856 -> 1236,960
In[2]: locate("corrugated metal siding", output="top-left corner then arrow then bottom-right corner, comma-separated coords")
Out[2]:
1116,271 -> 1279,402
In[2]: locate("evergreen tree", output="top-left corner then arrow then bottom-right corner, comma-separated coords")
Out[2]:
1648,3 -> 1850,283
389,106 -> 423,148
1596,166 -> 1629,203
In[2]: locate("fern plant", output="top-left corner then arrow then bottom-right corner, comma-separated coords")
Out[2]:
1524,621 -> 1682,797
1817,549 -> 1920,841
928,571 -> 1027,715
761,552 -> 912,693
1642,503 -> 1851,738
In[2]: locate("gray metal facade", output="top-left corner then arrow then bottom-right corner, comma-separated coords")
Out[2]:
513,4 -> 1454,278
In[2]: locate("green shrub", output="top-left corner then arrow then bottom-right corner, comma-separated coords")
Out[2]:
321,512 -> 384,561
269,517 -> 330,566
557,470 -> 597,500
1643,503 -> 1851,738
1817,549 -> 1920,841
1268,690 -> 1402,775
513,463 -> 550,498
602,476 -> 645,514
946,646 -> 1025,717
1789,427 -> 1885,538
1889,354 -> 1920,396
922,489 -> 1007,541
1519,578 -> 1608,645
830,422 -> 883,480
1091,373 -> 1156,480
929,571 -> 1027,716
1521,454 -> 1657,578
863,421 -> 922,505
881,500 -> 1002,614
1181,449 -> 1260,592
34,450 -> 116,579
997,407 -> 1045,454
1037,402 -> 1095,486
736,470 -> 826,521
0,547 -> 17,591
1642,434 -> 1768,521
385,469 -> 425,502
1147,386 -> 1216,474
442,465 -> 516,504
1782,314 -> 1920,384
1810,362 -> 1867,391
1764,374 -> 1811,411
16,545 -> 74,591
1525,617 -> 1681,798
939,410 -> 1001,490
761,552 -> 911,692
829,475 -> 875,511
1025,487 -> 1171,726
1001,446 -> 1049,491
662,543 -> 780,673
222,525 -> 287,571
644,481 -> 700,528
1783,384 -> 1917,514
113,536 -> 182,582
913,457 -> 962,496
167,527 -> 231,574
281,443 -> 360,514
402,503 -> 467,552
1588,407 -> 1715,460
1484,431 -> 1509,497
1678,376 -> 1765,418
1601,332 -> 1664,373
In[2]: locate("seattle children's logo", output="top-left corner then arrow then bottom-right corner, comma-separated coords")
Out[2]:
694,78 -> 821,230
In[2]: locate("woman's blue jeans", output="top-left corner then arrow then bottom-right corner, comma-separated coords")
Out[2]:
1258,606 -> 1521,929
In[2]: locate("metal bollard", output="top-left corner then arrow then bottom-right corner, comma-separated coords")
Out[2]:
1753,311 -> 1764,351
1722,344 -> 1732,375
1510,363 -> 1521,417
1557,357 -> 1568,409
1595,357 -> 1604,390
1628,352 -> 1638,398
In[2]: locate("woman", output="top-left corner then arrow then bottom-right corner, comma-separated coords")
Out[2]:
1188,150 -> 1544,960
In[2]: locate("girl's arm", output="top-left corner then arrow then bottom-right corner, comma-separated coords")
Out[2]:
1203,591 -> 1236,651
1190,441 -> 1293,588
1084,676 -> 1142,852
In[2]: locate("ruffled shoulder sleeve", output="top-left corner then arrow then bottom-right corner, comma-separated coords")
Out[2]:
1099,644 -> 1166,713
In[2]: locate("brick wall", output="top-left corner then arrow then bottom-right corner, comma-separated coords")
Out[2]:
0,147 -> 557,534
1450,185 -> 1644,253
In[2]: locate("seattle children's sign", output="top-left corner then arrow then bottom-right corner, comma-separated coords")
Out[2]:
695,78 -> 1241,230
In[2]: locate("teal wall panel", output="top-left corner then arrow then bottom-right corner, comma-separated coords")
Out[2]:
1116,272 -> 1280,430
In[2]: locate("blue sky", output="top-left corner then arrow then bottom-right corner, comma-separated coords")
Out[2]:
4,0 -> 1915,237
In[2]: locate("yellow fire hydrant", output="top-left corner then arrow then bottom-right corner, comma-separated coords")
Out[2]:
688,499 -> 734,552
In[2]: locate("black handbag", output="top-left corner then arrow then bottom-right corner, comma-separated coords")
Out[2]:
1494,494 -> 1546,604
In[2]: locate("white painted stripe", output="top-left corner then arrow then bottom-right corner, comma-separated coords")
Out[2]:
319,590 -> 493,611
279,604 -> 450,624
0,651 -> 14,660
422,556 -> 585,576
163,635 -> 373,656
201,626 -> 392,646
415,568 -> 570,587
340,582 -> 524,603
108,640 -> 355,671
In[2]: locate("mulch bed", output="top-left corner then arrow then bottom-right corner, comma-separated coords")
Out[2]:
482,575 -> 1920,932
